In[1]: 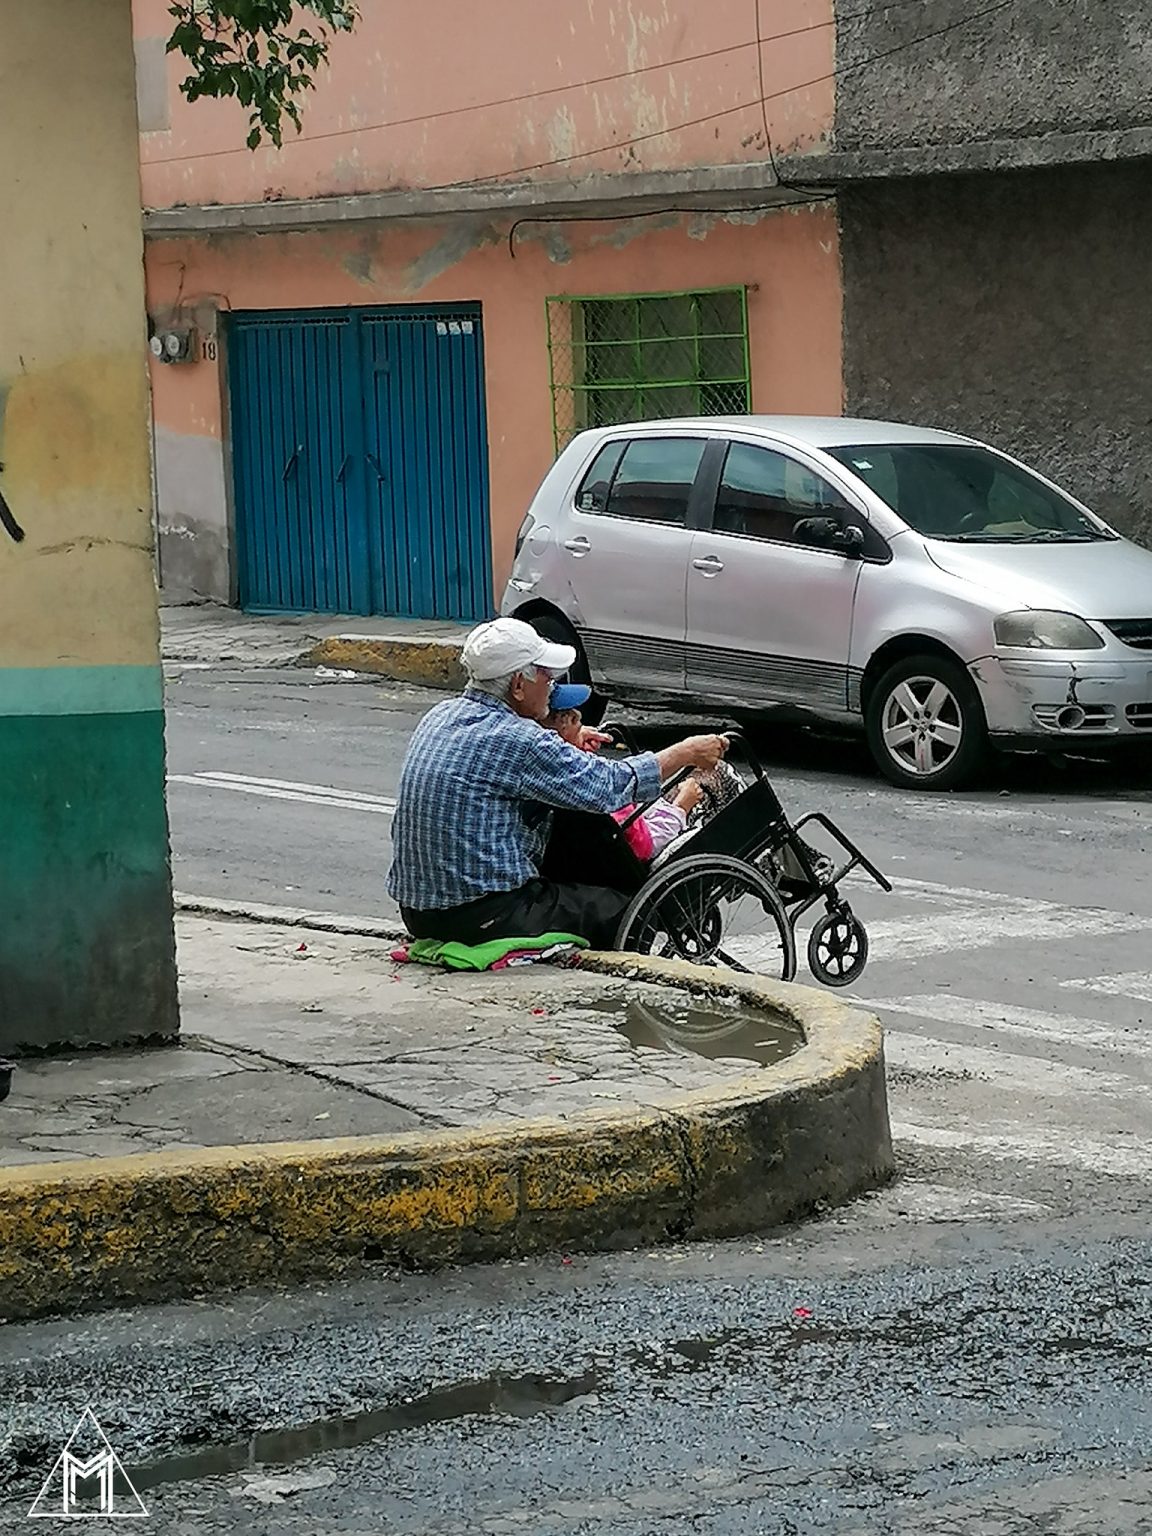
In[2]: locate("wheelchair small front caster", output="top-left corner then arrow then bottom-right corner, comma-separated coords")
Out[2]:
808,909 -> 869,987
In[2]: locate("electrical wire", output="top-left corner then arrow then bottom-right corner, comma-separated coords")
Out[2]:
503,0 -> 841,254
506,195 -> 836,258
447,0 -> 1018,193
753,0 -> 837,205
145,0 -> 984,167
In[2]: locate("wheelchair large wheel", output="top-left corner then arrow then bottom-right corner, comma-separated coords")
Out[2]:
614,854 -> 797,981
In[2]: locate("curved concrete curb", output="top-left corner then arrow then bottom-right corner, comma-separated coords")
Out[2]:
303,634 -> 465,689
0,956 -> 892,1321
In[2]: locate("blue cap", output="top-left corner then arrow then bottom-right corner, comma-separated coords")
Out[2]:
549,682 -> 591,711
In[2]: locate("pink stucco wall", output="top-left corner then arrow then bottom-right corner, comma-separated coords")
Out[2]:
147,206 -> 843,601
134,0 -> 834,208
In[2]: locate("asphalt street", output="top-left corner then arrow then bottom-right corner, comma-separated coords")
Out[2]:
162,664 -> 1152,1221
4,663 -> 1151,1531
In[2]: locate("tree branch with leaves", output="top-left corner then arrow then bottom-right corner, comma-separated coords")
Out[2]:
167,1 -> 358,149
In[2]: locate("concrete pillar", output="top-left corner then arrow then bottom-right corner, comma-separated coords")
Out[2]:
0,0 -> 179,1051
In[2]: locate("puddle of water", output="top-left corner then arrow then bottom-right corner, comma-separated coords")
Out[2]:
130,1367 -> 600,1491
584,995 -> 802,1068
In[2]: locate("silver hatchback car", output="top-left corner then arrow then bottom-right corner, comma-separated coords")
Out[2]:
501,417 -> 1152,789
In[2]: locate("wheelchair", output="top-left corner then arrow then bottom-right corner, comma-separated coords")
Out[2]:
544,727 -> 892,987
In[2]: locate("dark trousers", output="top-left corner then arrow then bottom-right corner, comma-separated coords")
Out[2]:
402,877 -> 631,951
401,811 -> 647,950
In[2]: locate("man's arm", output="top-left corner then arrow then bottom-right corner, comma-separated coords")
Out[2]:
517,731 -> 727,816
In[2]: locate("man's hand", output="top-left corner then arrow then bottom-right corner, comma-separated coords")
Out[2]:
654,733 -> 729,780
680,734 -> 729,771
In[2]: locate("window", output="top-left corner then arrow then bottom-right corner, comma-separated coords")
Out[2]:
574,441 -> 626,513
547,289 -> 750,450
713,443 -> 854,542
586,437 -> 706,525
825,443 -> 1114,543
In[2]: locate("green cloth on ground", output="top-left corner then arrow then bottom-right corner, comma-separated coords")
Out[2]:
405,933 -> 589,972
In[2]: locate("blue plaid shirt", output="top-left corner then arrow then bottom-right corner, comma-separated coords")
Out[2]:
387,690 -> 663,911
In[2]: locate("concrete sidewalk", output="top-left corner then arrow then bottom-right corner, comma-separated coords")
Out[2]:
0,914 -> 803,1165
0,910 -> 891,1320
161,601 -> 469,686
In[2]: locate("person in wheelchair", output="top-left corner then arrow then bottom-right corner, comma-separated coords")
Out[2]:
545,685 -> 703,861
546,691 -> 832,900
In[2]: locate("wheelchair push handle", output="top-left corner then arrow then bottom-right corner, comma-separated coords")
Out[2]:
718,730 -> 766,781
599,719 -> 641,755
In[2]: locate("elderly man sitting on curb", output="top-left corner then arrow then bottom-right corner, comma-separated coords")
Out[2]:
387,617 -> 728,950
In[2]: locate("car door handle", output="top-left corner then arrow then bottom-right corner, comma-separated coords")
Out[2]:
563,536 -> 591,555
692,554 -> 725,574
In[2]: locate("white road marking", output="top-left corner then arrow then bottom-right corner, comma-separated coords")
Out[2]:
892,1119 -> 1152,1180
1063,970 -> 1152,1002
889,797 -> 1151,830
889,873 -> 1150,913
861,993 -> 1152,1058
884,1029 -> 1148,1096
864,901 -> 1148,961
861,875 -> 1152,958
168,771 -> 396,814
191,771 -> 396,805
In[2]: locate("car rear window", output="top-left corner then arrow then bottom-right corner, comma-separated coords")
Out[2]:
575,437 -> 705,525
574,441 -> 626,513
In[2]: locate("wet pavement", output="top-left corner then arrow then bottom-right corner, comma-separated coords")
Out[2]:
2,1217 -> 1150,1530
6,647 -> 1149,1528
0,914 -> 801,1165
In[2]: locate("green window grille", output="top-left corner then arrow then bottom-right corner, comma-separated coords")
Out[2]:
546,287 -> 751,451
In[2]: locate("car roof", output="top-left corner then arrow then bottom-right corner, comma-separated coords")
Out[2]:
585,416 -> 978,449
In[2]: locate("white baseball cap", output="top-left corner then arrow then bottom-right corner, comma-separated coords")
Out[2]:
461,617 -> 576,681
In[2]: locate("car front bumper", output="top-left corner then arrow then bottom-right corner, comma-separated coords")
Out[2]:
972,655 -> 1152,742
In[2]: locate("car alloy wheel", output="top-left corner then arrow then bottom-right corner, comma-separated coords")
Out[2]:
865,653 -> 989,791
881,674 -> 964,778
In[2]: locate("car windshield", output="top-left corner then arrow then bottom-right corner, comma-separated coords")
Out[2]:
825,443 -> 1115,542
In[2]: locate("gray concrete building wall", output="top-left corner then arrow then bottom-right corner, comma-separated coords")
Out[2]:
839,164 -> 1152,550
834,0 -> 1152,155
154,426 -> 232,603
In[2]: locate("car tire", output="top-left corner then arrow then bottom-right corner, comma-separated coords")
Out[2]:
865,654 -> 988,791
526,612 -> 608,726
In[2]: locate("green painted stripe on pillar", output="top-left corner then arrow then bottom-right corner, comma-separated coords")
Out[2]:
0,707 -> 177,1051
0,664 -> 163,717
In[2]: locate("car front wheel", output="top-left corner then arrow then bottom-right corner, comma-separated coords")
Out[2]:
865,654 -> 988,790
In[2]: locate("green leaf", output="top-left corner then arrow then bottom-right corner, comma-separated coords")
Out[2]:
168,1 -> 359,148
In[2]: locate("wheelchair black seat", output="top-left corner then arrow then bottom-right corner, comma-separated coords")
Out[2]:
540,808 -> 649,895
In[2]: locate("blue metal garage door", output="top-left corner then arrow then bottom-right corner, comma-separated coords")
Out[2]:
229,305 -> 492,620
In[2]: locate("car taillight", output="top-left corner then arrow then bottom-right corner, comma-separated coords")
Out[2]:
514,514 -> 534,559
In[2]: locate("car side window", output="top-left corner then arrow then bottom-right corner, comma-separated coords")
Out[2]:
714,443 -> 854,542
574,441 -> 626,514
601,438 -> 706,526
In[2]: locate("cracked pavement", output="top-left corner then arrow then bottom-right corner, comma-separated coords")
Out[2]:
0,914 -> 792,1164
